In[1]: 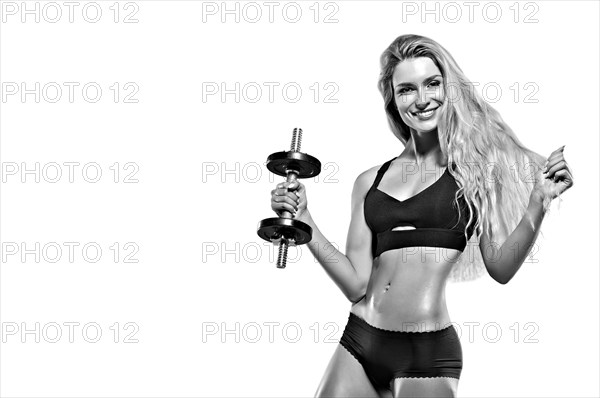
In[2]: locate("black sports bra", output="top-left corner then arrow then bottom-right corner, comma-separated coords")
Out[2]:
364,156 -> 477,259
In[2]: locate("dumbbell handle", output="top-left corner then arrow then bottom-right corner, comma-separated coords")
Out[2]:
280,168 -> 299,220
275,127 -> 302,269
279,127 -> 302,221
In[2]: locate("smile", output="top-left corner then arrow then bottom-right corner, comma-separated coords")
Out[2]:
412,107 -> 438,119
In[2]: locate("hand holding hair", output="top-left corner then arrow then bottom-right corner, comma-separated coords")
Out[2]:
531,145 -> 574,207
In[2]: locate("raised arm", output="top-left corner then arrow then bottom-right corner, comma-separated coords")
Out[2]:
478,189 -> 546,284
479,146 -> 574,284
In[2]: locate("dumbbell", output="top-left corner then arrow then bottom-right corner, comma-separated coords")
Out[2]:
257,128 -> 321,268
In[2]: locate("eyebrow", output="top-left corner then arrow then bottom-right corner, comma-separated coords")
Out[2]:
394,74 -> 442,89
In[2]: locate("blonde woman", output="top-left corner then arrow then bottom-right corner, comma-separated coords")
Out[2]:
270,34 -> 573,398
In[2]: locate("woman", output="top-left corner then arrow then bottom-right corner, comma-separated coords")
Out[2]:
270,34 -> 573,398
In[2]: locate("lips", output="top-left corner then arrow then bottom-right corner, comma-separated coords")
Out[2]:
411,107 -> 438,119
412,107 -> 437,116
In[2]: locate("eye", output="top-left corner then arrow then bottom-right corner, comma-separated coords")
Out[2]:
396,87 -> 412,95
428,80 -> 441,88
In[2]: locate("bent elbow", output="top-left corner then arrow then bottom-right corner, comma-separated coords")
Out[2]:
485,262 -> 512,285
348,283 -> 367,304
495,275 -> 512,285
488,270 -> 510,285
349,292 -> 366,304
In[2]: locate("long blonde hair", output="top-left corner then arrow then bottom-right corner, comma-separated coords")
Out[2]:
378,34 -> 549,282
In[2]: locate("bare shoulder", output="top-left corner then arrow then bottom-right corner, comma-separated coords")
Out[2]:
352,163 -> 383,198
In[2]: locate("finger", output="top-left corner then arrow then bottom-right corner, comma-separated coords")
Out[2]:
275,182 -> 300,195
544,152 -> 565,169
286,191 -> 300,203
551,145 -> 566,156
544,153 -> 565,173
272,194 -> 299,210
556,169 -> 574,185
544,146 -> 566,166
273,189 -> 298,203
551,168 -> 572,184
271,188 -> 290,195
276,181 -> 297,189
544,160 -> 566,179
275,183 -> 293,194
271,201 -> 298,215
282,181 -> 303,192
273,186 -> 300,201
286,182 -> 304,198
545,151 -> 563,163
295,182 -> 305,194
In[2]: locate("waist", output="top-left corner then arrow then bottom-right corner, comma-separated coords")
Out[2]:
345,311 -> 456,336
350,292 -> 451,332
349,302 -> 453,333
351,253 -> 456,330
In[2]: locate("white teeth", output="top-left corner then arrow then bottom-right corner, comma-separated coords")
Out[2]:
415,109 -> 434,117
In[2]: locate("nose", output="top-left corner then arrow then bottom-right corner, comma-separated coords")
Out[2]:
415,88 -> 430,110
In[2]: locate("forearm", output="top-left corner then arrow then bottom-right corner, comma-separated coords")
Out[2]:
486,192 -> 547,284
297,210 -> 364,302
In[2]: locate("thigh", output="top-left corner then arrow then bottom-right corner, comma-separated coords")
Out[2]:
392,377 -> 458,398
315,344 -> 392,398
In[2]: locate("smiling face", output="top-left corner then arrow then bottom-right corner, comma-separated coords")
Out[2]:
392,57 -> 444,134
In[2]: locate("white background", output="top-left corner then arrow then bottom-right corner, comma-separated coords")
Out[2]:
0,1 -> 598,397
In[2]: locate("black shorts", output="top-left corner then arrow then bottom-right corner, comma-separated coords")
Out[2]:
339,312 -> 463,391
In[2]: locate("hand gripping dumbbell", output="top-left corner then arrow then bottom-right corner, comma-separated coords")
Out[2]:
257,128 -> 321,268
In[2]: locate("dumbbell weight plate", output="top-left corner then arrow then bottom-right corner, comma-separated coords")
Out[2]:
256,217 -> 313,246
266,151 -> 321,179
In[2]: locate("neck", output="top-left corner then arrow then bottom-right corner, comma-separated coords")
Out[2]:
402,128 -> 444,166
